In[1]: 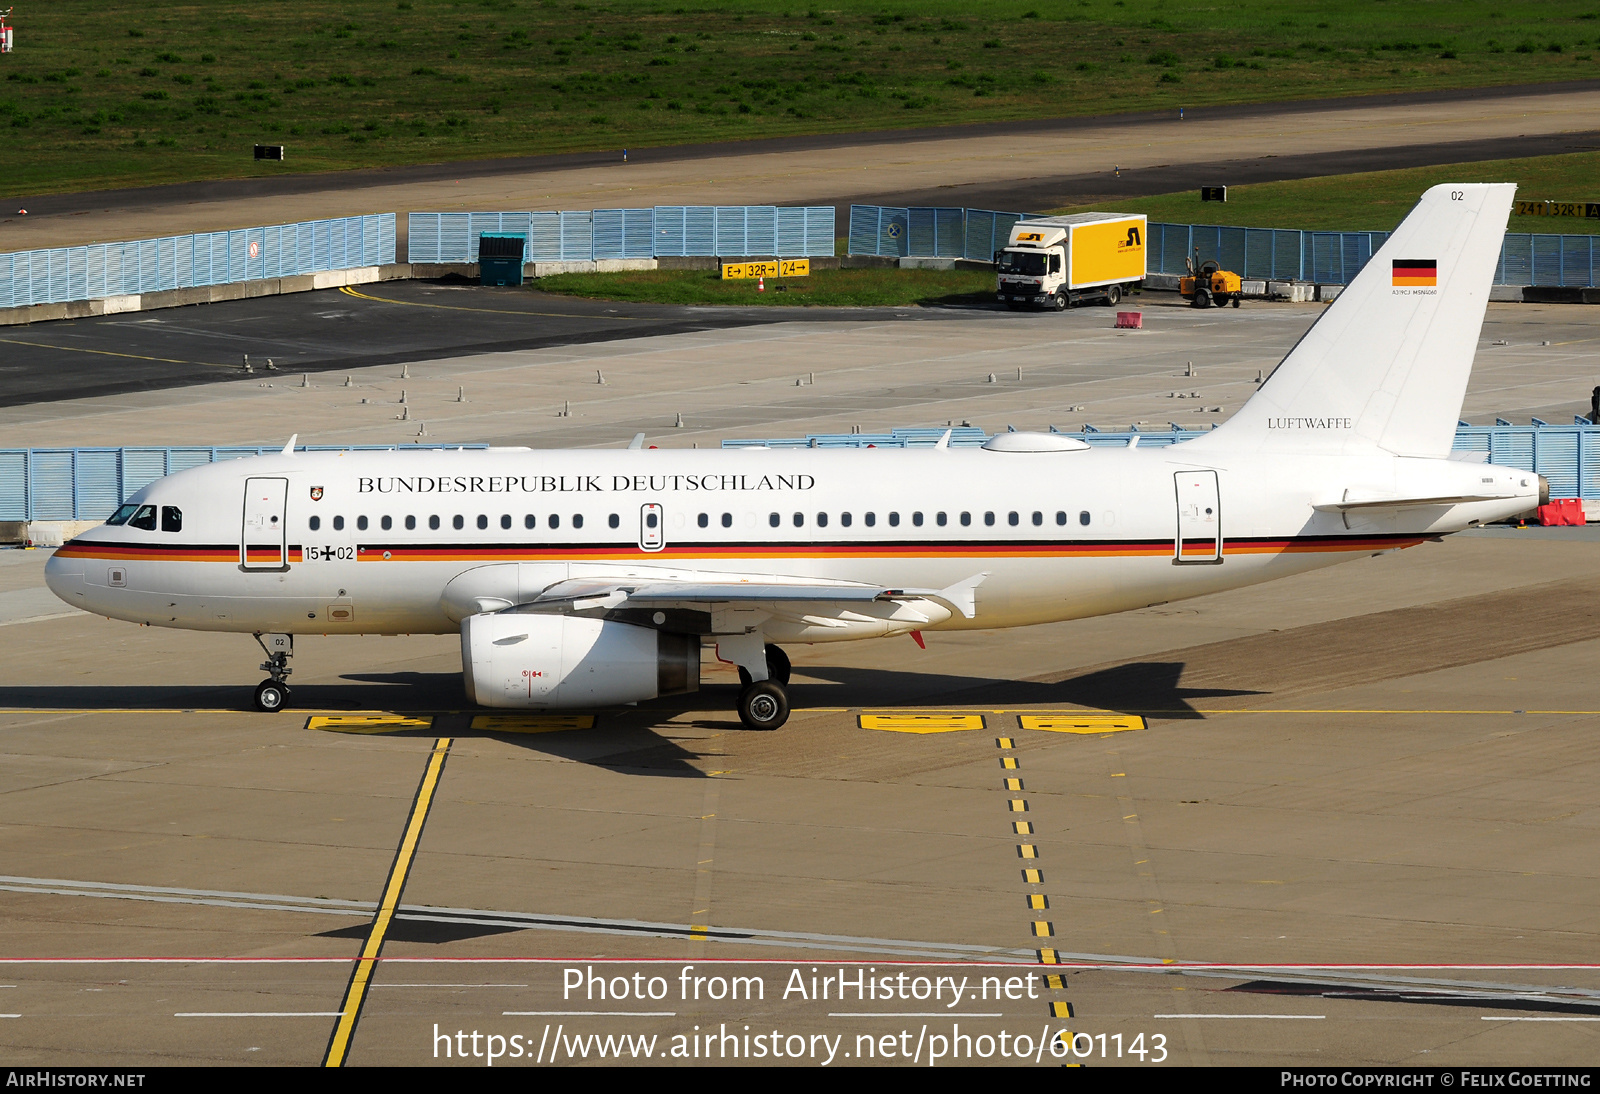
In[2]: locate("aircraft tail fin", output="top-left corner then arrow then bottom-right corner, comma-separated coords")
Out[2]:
1191,183 -> 1515,458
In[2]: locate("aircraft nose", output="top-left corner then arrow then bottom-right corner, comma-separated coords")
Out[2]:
43,548 -> 89,610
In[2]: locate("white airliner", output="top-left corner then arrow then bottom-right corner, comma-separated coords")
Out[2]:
44,184 -> 1539,729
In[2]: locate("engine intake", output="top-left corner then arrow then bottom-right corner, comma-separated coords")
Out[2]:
461,612 -> 699,708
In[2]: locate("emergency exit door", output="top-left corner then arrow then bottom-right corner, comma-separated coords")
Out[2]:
1174,470 -> 1222,564
241,477 -> 289,570
639,503 -> 665,552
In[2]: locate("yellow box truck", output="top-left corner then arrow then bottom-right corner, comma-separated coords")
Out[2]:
995,212 -> 1146,310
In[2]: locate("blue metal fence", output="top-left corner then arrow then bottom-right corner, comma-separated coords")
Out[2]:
725,423 -> 1600,500
847,205 -> 1032,259
0,444 -> 488,522
844,205 -> 1600,287
408,206 -> 835,263
0,215 -> 396,310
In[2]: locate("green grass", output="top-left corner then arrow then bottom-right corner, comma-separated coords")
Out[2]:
1055,150 -> 1600,234
535,266 -> 994,306
4,2 -> 1600,194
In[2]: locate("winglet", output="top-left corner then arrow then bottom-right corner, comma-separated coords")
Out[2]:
934,429 -> 953,450
934,571 -> 989,619
281,434 -> 298,456
627,432 -> 646,450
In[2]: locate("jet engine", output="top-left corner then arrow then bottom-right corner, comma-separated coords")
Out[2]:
460,611 -> 699,708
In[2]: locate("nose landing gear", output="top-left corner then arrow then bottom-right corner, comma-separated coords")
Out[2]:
252,633 -> 293,713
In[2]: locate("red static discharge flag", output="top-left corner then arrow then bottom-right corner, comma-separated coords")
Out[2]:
1392,258 -> 1437,287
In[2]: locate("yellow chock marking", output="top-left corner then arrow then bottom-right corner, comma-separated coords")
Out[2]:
1004,777 -> 1023,791
1032,921 -> 1054,937
995,737 -> 1015,749
307,715 -> 434,734
1045,974 -> 1066,991
1028,894 -> 1049,910
1037,949 -> 1059,965
1000,757 -> 1019,770
858,713 -> 985,733
470,714 -> 596,733
1014,821 -> 1033,835
1051,1001 -> 1074,1019
1018,844 -> 1038,859
1022,869 -> 1044,884
1020,713 -> 1145,734
1008,798 -> 1028,812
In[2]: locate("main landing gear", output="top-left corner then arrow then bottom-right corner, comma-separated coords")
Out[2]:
733,643 -> 791,731
252,633 -> 293,713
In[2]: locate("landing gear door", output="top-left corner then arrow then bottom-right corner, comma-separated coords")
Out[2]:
242,476 -> 289,571
1174,470 -> 1222,565
639,503 -> 665,552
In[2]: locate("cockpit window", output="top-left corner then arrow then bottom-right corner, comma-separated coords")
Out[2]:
127,505 -> 158,531
161,506 -> 183,533
107,503 -> 138,526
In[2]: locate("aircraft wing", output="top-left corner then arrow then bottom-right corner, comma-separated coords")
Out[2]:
511,571 -> 988,621
1313,489 -> 1524,512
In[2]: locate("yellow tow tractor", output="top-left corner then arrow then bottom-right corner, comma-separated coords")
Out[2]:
1180,248 -> 1243,309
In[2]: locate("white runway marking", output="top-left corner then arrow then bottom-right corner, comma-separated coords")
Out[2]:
176,1011 -> 345,1018
1155,1013 -> 1326,1019
503,1010 -> 677,1017
1480,1016 -> 1600,1022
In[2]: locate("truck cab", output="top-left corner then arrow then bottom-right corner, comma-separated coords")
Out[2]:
996,213 -> 1146,311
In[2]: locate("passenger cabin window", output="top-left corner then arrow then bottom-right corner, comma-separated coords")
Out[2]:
961,511 -> 971,527
476,515 -> 488,530
526,515 -> 537,529
429,515 -> 440,530
309,515 -> 321,531
721,513 -> 732,528
453,515 -> 464,531
769,512 -> 780,528
608,514 -> 620,529
698,513 -> 709,528
793,512 -> 804,528
333,515 -> 345,531
817,512 -> 828,528
573,514 -> 583,529
865,512 -> 876,527
382,515 -> 393,531
405,515 -> 416,530
357,515 -> 369,531
501,514 -> 512,530
912,512 -> 923,527
161,506 -> 182,533
107,503 -> 138,526
1079,511 -> 1091,526
1008,512 -> 1019,526
549,514 -> 561,529
1032,511 -> 1043,526
936,512 -> 947,526
841,512 -> 852,527
1056,511 -> 1067,526
127,505 -> 157,531
984,511 -> 995,527
889,512 -> 900,527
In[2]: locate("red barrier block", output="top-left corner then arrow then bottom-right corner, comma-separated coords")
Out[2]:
1114,311 -> 1143,329
1537,498 -> 1586,526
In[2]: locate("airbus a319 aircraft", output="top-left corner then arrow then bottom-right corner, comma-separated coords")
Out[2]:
45,184 -> 1540,730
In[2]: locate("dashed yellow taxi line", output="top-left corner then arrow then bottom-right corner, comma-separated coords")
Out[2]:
994,736 -> 1075,1024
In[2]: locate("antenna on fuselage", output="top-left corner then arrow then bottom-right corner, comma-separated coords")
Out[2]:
627,432 -> 646,450
934,428 -> 953,450
281,434 -> 298,456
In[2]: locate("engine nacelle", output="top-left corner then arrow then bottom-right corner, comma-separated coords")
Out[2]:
460,611 -> 699,709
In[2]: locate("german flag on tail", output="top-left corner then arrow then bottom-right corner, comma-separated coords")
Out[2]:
1392,258 -> 1437,287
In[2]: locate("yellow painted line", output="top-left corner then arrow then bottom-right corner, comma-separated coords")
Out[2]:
1008,798 -> 1028,812
995,737 -> 1015,749
1004,778 -> 1023,791
307,715 -> 434,734
858,713 -> 985,733
1000,757 -> 1019,770
0,336 -> 231,370
323,736 -> 453,1067
1045,974 -> 1067,991
339,284 -> 646,321
1051,1001 -> 1075,1019
469,713 -> 597,733
1020,714 -> 1146,734
1037,949 -> 1058,965
1032,921 -> 1054,938
1018,844 -> 1038,859
1013,821 -> 1033,835
1028,894 -> 1049,911
1022,869 -> 1044,884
